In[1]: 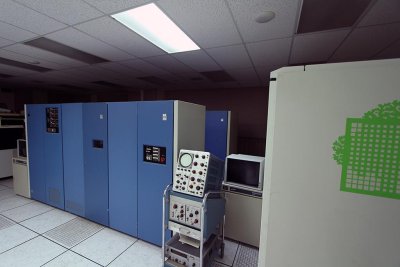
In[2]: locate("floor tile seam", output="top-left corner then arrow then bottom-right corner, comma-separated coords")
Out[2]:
0,199 -> 35,213
214,239 -> 240,267
38,215 -> 80,234
231,243 -> 242,267
2,207 -> 55,224
39,250 -> 70,267
0,182 -> 13,189
39,249 -> 102,267
0,235 -> 38,256
62,223 -> 105,249
105,238 -> 140,267
0,194 -> 19,202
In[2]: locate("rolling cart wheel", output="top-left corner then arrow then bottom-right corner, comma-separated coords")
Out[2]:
220,242 -> 225,258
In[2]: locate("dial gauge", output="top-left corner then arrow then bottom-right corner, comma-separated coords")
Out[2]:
179,153 -> 193,168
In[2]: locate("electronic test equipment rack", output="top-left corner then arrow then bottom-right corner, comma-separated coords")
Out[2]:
163,149 -> 226,267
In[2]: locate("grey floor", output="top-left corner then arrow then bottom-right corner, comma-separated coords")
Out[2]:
0,178 -> 258,267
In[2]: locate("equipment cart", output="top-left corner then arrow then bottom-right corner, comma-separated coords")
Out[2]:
162,184 -> 226,267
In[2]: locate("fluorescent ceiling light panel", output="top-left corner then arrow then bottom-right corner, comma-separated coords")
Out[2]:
112,3 -> 200,53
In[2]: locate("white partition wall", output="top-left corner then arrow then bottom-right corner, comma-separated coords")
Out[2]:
259,59 -> 400,267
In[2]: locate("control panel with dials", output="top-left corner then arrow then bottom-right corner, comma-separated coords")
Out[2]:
170,194 -> 201,229
173,149 -> 224,197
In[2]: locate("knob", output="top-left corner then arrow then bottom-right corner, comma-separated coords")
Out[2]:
189,213 -> 193,217
195,211 -> 199,215
200,163 -> 204,167
199,171 -> 203,175
193,264 -> 196,267
193,162 -> 198,166
173,204 -> 177,209
195,154 -> 199,158
192,170 -> 196,174
196,186 -> 200,191
197,178 -> 201,182
190,177 -> 195,181
189,185 -> 193,189
194,219 -> 198,223
202,155 -> 205,159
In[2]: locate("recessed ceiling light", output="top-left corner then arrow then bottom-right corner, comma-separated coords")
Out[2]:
255,11 -> 275,23
111,3 -> 200,53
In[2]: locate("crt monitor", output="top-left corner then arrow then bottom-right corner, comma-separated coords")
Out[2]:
225,154 -> 265,191
17,139 -> 27,158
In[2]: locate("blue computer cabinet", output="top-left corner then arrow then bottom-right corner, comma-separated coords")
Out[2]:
27,104 -> 64,209
137,101 -> 174,245
83,103 -> 109,226
108,102 -> 138,236
205,111 -> 229,160
62,103 -> 85,217
26,104 -> 46,203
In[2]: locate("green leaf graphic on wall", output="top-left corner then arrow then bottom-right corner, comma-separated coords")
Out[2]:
333,100 -> 400,199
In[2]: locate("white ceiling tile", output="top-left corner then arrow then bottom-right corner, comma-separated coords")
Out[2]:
227,0 -> 300,42
206,44 -> 253,69
226,68 -> 260,84
46,27 -> 133,61
0,64 -> 38,76
119,59 -> 170,76
172,50 -> 221,72
0,21 -> 37,42
52,69 -> 92,82
14,0 -> 104,25
0,49 -> 68,70
60,68 -> 97,82
158,0 -> 242,48
255,66 -> 275,84
246,38 -> 292,68
331,23 -> 400,62
75,17 -> 165,57
83,0 -> 152,14
4,44 -> 87,67
144,55 -> 193,74
0,37 -> 13,48
358,0 -> 400,26
98,62 -> 145,77
290,29 -> 350,64
0,0 -> 66,35
373,39 -> 400,59
76,65 -> 128,80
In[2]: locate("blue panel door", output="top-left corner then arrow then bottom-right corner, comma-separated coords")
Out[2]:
26,104 -> 46,203
205,111 -> 229,160
44,104 -> 64,209
137,101 -> 174,245
62,103 -> 85,216
83,103 -> 109,226
108,102 -> 138,236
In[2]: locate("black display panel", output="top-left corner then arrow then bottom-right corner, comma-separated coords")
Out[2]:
143,145 -> 166,164
92,139 -> 104,148
0,128 -> 24,150
17,139 -> 27,158
46,107 -> 59,133
226,158 -> 260,187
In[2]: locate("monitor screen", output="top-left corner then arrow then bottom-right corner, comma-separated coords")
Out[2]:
17,140 -> 27,158
226,158 -> 260,187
